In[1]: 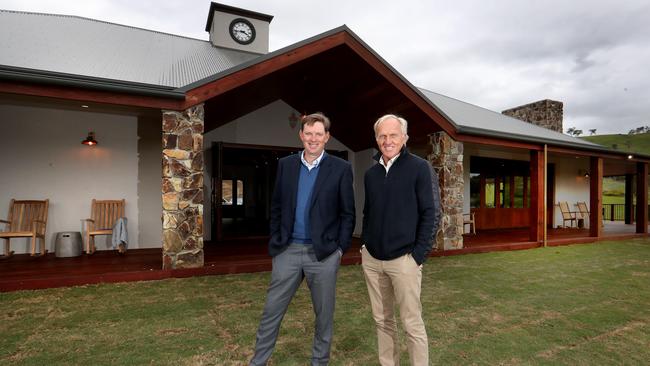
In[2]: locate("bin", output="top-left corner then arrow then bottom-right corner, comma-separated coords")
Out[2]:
55,232 -> 83,258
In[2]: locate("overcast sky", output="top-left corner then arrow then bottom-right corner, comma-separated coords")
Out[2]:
2,0 -> 649,135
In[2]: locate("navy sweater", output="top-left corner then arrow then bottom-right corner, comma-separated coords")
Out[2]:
361,148 -> 441,265
291,163 -> 320,243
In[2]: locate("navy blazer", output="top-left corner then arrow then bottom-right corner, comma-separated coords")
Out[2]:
269,152 -> 355,261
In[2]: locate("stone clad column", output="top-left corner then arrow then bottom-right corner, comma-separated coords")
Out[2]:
429,132 -> 464,250
161,105 -> 204,269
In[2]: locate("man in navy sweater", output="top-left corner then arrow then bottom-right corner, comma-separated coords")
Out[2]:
361,114 -> 441,366
250,113 -> 355,366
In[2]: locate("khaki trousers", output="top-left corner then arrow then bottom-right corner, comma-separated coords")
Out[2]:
361,246 -> 428,366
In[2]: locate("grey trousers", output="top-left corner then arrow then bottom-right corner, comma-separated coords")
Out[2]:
250,243 -> 341,366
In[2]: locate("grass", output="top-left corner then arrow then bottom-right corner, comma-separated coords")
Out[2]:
603,177 -> 625,204
602,177 -> 650,204
2,240 -> 650,365
582,132 -> 650,156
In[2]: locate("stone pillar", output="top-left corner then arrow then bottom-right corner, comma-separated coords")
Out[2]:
429,131 -> 464,250
161,104 -> 204,269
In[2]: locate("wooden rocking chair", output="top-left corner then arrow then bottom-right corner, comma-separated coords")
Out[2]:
0,199 -> 49,257
558,201 -> 578,228
83,199 -> 125,254
576,201 -> 590,228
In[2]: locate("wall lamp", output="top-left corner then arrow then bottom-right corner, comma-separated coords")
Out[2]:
81,131 -> 98,146
578,169 -> 590,178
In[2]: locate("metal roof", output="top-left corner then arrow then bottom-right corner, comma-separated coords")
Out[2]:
0,10 -> 625,154
418,88 -> 605,150
0,9 -> 258,88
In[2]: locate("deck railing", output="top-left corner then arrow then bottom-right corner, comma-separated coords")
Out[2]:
602,204 -> 650,221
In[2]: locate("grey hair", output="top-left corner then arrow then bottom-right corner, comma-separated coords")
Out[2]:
373,114 -> 408,138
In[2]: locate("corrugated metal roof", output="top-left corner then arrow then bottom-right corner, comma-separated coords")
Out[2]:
0,9 -> 258,88
0,10 -> 618,152
418,87 -> 603,149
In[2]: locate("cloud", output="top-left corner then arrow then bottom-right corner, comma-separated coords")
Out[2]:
1,0 -> 649,134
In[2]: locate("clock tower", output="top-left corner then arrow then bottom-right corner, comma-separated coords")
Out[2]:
205,2 -> 273,54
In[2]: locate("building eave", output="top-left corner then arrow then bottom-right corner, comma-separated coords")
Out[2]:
458,125 -> 650,161
0,65 -> 186,100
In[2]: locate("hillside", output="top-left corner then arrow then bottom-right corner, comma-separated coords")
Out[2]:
581,133 -> 650,156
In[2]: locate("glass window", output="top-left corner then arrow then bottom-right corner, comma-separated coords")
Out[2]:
500,176 -> 512,208
236,180 -> 244,205
469,156 -> 530,209
514,176 -> 524,208
222,180 -> 233,205
470,173 -> 481,208
526,176 -> 531,208
485,177 -> 496,208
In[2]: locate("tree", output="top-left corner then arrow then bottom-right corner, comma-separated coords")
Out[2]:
628,125 -> 650,135
589,129 -> 597,135
566,127 -> 583,137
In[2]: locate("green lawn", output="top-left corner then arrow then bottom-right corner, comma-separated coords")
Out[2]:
602,177 -> 650,204
603,177 -> 625,204
2,240 -> 650,365
582,133 -> 650,156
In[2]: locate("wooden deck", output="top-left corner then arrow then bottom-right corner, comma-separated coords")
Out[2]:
1,222 -> 648,292
454,222 -> 649,256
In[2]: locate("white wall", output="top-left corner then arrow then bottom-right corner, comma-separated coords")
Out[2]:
137,115 -> 163,248
549,155 -> 590,227
203,100 -> 371,239
0,104 -> 161,253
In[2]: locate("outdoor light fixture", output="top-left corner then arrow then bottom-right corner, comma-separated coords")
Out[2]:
81,131 -> 98,146
578,169 -> 590,178
627,154 -> 634,160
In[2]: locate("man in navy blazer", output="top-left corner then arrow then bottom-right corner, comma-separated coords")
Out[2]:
250,112 -> 355,366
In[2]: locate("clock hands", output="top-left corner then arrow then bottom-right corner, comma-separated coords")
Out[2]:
230,19 -> 254,44
234,29 -> 252,36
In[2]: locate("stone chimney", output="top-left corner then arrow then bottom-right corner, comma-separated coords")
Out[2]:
501,99 -> 563,133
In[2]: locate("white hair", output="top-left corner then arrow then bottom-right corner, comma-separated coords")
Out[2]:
373,114 -> 408,138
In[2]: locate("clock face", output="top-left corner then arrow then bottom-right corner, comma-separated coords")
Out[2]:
229,18 -> 256,45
